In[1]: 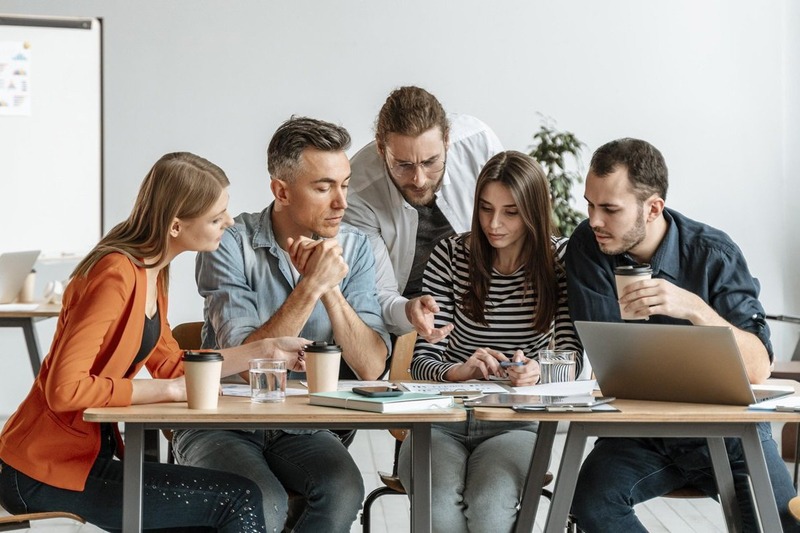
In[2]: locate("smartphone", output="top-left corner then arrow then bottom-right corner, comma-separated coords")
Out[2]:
500,361 -> 524,368
352,386 -> 403,398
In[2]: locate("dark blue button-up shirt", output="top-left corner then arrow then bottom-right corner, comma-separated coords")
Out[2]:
565,207 -> 772,359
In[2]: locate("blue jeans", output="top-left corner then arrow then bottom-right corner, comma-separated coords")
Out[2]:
0,458 -> 265,532
397,414 -> 538,533
172,429 -> 363,533
572,429 -> 800,533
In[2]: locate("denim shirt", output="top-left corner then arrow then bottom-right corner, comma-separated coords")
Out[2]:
195,204 -> 390,379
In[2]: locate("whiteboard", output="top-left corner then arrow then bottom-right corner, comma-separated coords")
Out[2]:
0,15 -> 101,256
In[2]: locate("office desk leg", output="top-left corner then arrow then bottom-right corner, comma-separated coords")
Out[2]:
545,422 -> 589,533
740,424 -> 782,532
707,437 -> 742,533
20,319 -> 42,376
409,423 -> 431,533
514,421 -> 557,533
122,423 -> 144,533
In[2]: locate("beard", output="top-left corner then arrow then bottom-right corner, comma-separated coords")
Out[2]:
596,205 -> 647,256
389,171 -> 444,207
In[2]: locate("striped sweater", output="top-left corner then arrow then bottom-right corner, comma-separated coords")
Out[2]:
411,233 -> 583,381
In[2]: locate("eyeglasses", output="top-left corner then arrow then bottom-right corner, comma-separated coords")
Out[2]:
384,149 -> 446,181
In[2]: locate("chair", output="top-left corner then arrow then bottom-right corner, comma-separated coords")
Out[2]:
0,511 -> 86,531
359,332 -> 557,532
172,321 -> 204,352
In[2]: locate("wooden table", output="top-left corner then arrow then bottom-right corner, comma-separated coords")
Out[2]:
85,393 -> 466,533
474,380 -> 800,533
0,303 -> 60,376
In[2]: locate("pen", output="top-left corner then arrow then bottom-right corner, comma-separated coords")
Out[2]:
500,361 -> 525,368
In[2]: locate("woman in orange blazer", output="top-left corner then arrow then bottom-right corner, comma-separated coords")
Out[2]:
0,152 -> 307,532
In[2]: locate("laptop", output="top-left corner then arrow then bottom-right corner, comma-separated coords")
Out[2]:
574,321 -> 793,406
0,250 -> 40,304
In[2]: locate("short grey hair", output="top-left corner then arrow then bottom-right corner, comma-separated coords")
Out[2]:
267,116 -> 351,182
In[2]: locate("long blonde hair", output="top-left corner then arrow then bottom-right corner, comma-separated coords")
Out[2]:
72,152 -> 230,289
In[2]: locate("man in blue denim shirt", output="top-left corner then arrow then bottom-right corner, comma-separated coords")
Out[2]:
173,117 -> 390,533
566,138 -> 797,532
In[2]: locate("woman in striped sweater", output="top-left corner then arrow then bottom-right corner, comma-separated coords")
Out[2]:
398,150 -> 583,532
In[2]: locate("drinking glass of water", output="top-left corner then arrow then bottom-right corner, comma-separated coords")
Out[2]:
249,359 -> 287,403
537,350 -> 577,384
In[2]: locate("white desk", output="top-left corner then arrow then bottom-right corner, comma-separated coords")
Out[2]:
475,380 -> 800,533
85,393 -> 466,533
0,303 -> 60,376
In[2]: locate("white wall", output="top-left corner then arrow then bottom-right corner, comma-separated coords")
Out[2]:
0,0 -> 797,415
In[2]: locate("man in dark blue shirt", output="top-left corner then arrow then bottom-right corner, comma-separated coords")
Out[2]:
566,138 -> 797,532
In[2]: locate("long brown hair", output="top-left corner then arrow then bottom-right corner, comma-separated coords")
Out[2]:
461,151 -> 558,332
72,152 -> 230,288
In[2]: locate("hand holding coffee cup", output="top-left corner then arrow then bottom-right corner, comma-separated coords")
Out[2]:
614,264 -> 653,320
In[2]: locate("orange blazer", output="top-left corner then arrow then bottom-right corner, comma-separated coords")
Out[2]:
0,253 -> 184,491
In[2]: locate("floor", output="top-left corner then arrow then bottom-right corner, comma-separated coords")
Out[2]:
2,423 -> 773,532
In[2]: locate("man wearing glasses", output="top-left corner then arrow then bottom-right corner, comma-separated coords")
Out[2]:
345,86 -> 502,343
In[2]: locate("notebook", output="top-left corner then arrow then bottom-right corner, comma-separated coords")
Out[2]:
0,250 -> 40,304
574,321 -> 793,406
308,391 -> 454,413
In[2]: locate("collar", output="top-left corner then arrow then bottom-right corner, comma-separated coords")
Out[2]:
644,208 -> 680,281
251,203 -> 280,253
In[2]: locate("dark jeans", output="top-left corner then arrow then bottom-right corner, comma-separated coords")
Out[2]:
0,455 -> 266,532
571,428 -> 800,533
172,429 -> 364,533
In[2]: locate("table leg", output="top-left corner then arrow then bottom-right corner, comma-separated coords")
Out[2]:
545,422 -> 589,533
409,423 -> 431,533
20,318 -> 42,376
122,423 -> 144,533
739,424 -> 782,532
514,421 -> 557,533
707,437 -> 742,532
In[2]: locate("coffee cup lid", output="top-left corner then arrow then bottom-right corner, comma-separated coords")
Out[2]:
303,341 -> 341,353
182,350 -> 224,362
613,263 -> 652,276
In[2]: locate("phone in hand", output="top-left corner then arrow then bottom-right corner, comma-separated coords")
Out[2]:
352,386 -> 403,398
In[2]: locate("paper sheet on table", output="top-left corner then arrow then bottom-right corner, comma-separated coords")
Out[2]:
296,380 -> 397,391
221,384 -> 307,397
511,379 -> 597,396
749,394 -> 800,411
0,303 -> 39,312
399,382 -> 510,394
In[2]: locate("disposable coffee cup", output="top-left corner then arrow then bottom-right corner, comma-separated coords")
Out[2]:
304,342 -> 342,394
614,264 -> 653,320
182,351 -> 224,409
538,350 -> 578,385
18,271 -> 35,303
249,358 -> 286,403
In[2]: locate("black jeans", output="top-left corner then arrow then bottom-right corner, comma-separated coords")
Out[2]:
0,426 -> 267,532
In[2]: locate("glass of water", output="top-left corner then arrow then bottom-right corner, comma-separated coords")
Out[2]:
538,350 -> 578,384
249,359 -> 286,403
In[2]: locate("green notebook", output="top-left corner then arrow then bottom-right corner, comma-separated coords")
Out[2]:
309,391 -> 455,413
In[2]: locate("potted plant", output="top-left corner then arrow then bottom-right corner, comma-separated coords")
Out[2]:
527,118 -> 586,237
